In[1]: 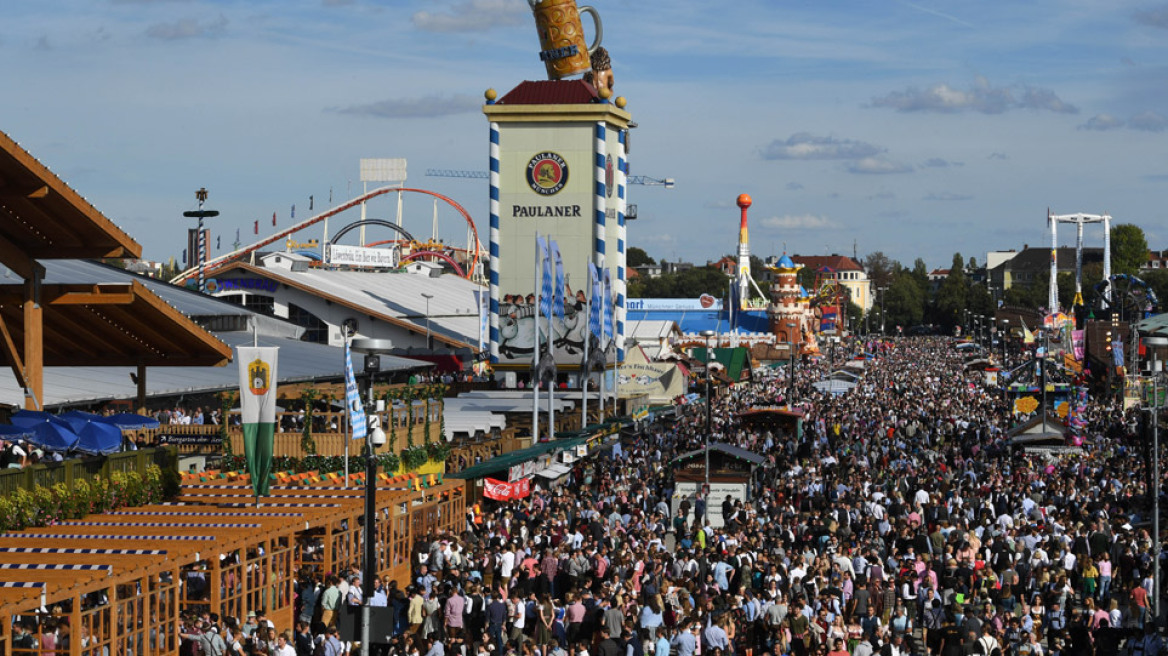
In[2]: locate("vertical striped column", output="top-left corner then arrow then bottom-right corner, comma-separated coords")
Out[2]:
197,225 -> 206,292
489,122 -> 501,364
1102,215 -> 1112,306
594,122 -> 607,270
616,128 -> 628,362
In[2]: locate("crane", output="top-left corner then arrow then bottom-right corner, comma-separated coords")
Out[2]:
426,169 -> 673,187
425,169 -> 674,219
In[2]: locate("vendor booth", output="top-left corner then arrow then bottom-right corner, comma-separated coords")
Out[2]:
670,442 -> 764,528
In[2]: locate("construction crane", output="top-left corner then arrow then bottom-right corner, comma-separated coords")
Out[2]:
426,169 -> 674,187
425,169 -> 673,219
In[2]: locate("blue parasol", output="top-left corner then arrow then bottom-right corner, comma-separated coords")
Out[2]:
10,410 -> 66,428
58,410 -> 105,434
11,410 -> 80,453
100,412 -> 160,431
0,425 -> 36,441
75,421 -> 124,456
26,420 -> 80,453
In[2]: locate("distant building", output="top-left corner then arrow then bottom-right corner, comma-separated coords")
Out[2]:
710,255 -> 737,277
631,263 -> 662,278
661,260 -> 695,275
1144,249 -> 1168,273
987,246 -> 1102,292
790,254 -> 872,310
928,268 -> 950,295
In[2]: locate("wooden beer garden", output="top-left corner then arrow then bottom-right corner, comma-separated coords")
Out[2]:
0,131 -> 468,655
0,472 -> 465,656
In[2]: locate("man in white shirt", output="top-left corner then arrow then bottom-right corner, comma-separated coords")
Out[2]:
499,545 -> 516,584
274,633 -> 297,656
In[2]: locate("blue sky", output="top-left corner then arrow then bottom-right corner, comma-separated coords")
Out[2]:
4,0 -> 1168,270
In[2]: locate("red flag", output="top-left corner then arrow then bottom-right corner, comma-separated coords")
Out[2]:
272,212 -> 277,226
483,478 -> 512,501
512,477 -> 531,499
254,220 -> 259,234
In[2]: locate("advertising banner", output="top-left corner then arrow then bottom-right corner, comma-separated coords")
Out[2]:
484,477 -> 532,501
492,119 -> 623,367
325,243 -> 398,268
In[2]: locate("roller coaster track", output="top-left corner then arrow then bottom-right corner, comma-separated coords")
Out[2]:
170,186 -> 482,284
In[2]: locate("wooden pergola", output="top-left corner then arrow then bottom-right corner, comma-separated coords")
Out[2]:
0,477 -> 466,656
0,129 -> 231,408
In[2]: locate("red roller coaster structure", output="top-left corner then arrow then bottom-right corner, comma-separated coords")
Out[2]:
170,186 -> 482,284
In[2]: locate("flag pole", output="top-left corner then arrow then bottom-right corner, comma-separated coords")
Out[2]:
548,284 -> 556,442
582,291 -> 590,427
533,233 -> 541,443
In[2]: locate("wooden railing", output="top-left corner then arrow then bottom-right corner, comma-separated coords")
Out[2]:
145,406 -> 446,457
0,446 -> 178,497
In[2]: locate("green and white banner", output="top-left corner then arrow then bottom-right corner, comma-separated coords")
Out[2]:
237,346 -> 279,499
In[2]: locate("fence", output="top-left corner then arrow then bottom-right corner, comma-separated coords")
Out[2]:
0,447 -> 178,497
149,405 -> 447,457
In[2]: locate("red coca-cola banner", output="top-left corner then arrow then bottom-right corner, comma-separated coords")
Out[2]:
483,477 -> 531,501
512,477 -> 531,499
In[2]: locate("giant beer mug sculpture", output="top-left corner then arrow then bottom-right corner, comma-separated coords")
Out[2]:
530,0 -> 603,80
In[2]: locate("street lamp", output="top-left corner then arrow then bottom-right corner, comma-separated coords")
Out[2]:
182,187 -> 219,293
700,329 -> 717,493
877,286 -> 888,336
421,293 -> 434,350
1001,319 -> 1011,364
351,337 -> 393,656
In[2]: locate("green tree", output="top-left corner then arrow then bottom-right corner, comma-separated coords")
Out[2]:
884,269 -> 925,330
627,246 -> 655,268
862,251 -> 895,289
159,257 -> 181,281
933,253 -> 968,329
637,266 -> 730,298
1143,269 -> 1168,312
967,282 -> 994,316
1111,223 -> 1148,276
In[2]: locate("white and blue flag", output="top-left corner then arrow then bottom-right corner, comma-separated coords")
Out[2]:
344,340 -> 366,441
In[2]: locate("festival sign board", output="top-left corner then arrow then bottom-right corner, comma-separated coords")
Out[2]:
325,243 -> 398,268
486,93 -> 630,368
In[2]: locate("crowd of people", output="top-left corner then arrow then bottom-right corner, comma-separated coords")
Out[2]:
281,336 -> 1163,656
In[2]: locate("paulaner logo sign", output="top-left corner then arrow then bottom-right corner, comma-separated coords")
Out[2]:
526,152 -> 569,196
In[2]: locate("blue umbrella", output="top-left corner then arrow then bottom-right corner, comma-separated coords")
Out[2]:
25,421 -> 79,453
100,412 -> 160,431
58,410 -> 105,434
75,421 -> 123,456
10,409 -> 67,428
0,424 -> 36,440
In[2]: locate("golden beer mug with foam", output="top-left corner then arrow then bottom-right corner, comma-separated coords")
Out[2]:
530,0 -> 603,80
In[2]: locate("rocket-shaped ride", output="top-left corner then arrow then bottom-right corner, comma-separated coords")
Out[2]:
737,194 -> 753,310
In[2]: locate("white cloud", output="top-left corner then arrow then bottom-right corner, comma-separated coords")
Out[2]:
870,76 -> 1078,114
924,192 -> 973,201
846,158 -> 912,174
922,157 -> 962,168
988,152 -> 1009,160
1079,113 -> 1125,131
1129,111 -> 1168,132
145,15 -> 228,40
760,133 -> 883,160
412,0 -> 527,33
761,214 -> 839,230
331,93 -> 482,118
786,182 -> 805,191
1079,111 -> 1168,132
